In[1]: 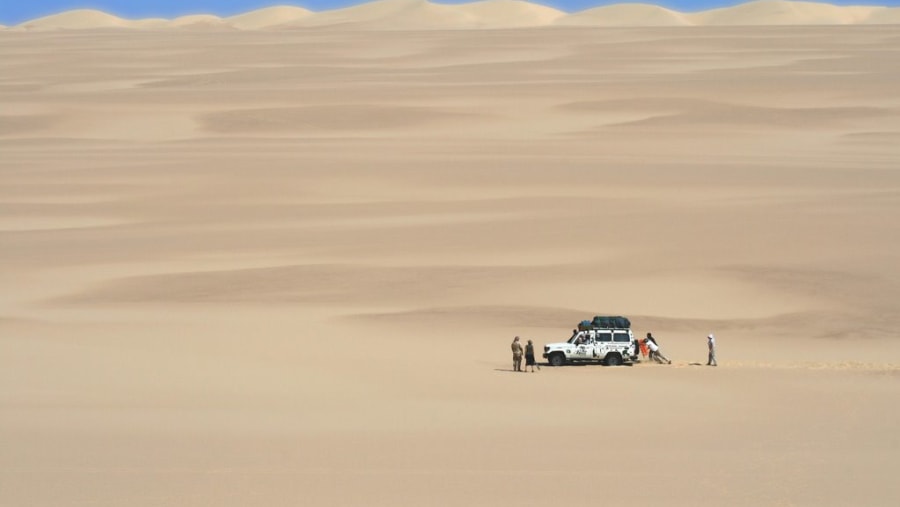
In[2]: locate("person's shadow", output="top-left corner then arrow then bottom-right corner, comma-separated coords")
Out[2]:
495,363 -> 544,372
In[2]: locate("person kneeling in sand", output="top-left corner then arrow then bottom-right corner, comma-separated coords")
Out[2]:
646,338 -> 671,364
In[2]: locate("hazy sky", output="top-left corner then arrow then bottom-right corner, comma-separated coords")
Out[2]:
2,0 -> 898,25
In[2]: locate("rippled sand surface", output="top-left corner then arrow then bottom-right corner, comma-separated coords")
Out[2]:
2,26 -> 899,506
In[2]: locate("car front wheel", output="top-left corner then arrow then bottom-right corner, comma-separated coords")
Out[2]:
549,353 -> 565,367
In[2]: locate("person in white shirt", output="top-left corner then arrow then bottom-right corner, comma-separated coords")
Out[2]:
645,338 -> 671,364
707,334 -> 717,366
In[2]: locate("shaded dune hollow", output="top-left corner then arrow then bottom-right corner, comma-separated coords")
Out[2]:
200,105 -> 479,133
58,264 -> 546,305
586,102 -> 897,128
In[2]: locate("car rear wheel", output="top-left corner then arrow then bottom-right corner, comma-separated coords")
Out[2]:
605,353 -> 622,366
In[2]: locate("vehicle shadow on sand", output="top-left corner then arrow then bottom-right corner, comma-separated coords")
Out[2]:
494,362 -> 635,372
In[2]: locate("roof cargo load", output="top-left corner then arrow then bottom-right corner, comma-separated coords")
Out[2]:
591,315 -> 631,329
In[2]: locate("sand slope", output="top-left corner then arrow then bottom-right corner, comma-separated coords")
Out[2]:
167,14 -> 231,29
864,6 -> 900,23
1,14 -> 900,507
691,0 -> 878,25
454,0 -> 566,27
297,0 -> 478,29
13,9 -> 132,29
557,3 -> 691,26
226,6 -> 314,29
299,0 -> 565,29
10,1 -> 900,29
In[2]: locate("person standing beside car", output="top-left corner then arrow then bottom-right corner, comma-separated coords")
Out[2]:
511,336 -> 524,372
524,339 -> 538,372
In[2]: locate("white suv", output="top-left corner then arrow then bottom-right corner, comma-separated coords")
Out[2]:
543,328 -> 637,367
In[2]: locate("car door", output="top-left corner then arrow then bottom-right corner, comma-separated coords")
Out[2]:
595,331 -> 613,358
613,331 -> 632,356
573,332 -> 594,359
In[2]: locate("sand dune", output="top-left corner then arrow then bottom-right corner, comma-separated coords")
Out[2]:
2,13 -> 900,507
292,0 -> 565,30
13,9 -> 132,30
556,3 -> 690,26
454,0 -> 566,27
864,6 -> 900,23
690,0 -> 878,25
226,6 -> 314,29
131,18 -> 170,29
167,14 -> 231,29
296,0 -> 477,29
296,0 -> 562,30
10,1 -> 900,29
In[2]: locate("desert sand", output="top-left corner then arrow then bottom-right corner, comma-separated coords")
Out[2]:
7,1 -> 900,29
2,6 -> 900,507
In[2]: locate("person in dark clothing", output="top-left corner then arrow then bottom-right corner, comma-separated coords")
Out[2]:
524,339 -> 539,372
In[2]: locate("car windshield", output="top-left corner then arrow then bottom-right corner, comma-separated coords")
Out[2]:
569,333 -> 590,344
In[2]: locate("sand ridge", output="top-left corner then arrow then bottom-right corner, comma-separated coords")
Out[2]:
558,3 -> 692,26
8,1 -> 900,29
226,5 -> 315,29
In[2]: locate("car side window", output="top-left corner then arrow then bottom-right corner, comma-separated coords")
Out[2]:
597,333 -> 612,342
614,332 -> 630,342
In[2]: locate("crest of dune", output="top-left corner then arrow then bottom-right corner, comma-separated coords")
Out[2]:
226,5 -> 314,29
168,14 -> 230,29
15,9 -> 131,30
10,1 -> 900,30
454,0 -> 567,27
131,18 -> 170,29
299,0 -> 478,29
299,0 -> 565,29
689,0 -> 879,25
556,3 -> 692,26
863,6 -> 900,23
